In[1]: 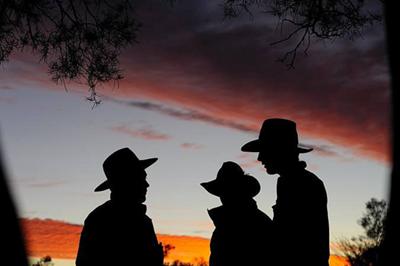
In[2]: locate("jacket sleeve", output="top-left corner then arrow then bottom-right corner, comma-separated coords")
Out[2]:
302,178 -> 330,266
75,218 -> 100,266
147,218 -> 164,266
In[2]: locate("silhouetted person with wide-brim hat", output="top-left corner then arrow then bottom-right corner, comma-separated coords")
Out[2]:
76,147 -> 163,266
242,118 -> 329,266
201,161 -> 274,266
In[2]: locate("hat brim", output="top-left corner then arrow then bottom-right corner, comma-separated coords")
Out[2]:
140,157 -> 158,169
241,139 -> 313,153
201,176 -> 260,198
94,180 -> 110,192
94,157 -> 158,192
200,180 -> 221,196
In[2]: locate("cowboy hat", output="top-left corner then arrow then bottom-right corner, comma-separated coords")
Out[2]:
94,147 -> 158,192
201,161 -> 260,198
241,118 -> 313,153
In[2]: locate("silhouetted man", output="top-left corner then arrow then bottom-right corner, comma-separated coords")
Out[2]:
241,118 -> 329,266
201,161 -> 274,266
76,147 -> 163,266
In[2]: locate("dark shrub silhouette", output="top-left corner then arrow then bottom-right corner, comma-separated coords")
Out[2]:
339,198 -> 387,266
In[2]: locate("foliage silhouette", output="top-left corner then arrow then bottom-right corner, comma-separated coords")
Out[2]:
163,243 -> 176,258
31,255 -> 53,266
0,0 -> 141,105
338,198 -> 387,266
164,259 -> 208,266
222,0 -> 383,67
0,0 -> 384,102
161,243 -> 207,266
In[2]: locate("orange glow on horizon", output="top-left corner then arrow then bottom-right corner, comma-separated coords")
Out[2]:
329,255 -> 350,266
21,218 -> 349,265
20,218 -> 81,259
20,218 -> 210,263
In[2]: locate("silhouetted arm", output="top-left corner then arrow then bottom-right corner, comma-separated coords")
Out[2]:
76,217 -> 101,266
300,177 -> 330,266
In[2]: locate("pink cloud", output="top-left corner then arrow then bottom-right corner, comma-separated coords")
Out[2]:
239,160 -> 261,169
181,143 -> 204,150
111,125 -> 171,141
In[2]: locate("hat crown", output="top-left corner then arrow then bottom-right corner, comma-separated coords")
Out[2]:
103,148 -> 141,178
216,161 -> 244,181
259,118 -> 299,148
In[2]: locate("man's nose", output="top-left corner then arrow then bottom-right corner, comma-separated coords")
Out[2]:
145,180 -> 149,188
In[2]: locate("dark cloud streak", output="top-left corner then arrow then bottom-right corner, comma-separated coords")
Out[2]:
26,180 -> 67,188
108,98 -> 255,133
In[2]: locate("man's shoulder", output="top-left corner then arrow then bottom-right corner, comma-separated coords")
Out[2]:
255,208 -> 273,224
303,169 -> 325,187
84,201 -> 112,223
302,169 -> 328,202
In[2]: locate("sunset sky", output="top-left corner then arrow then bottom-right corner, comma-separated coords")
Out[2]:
0,0 -> 390,264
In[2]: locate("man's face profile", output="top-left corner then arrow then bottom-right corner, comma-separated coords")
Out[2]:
257,149 -> 285,175
112,168 -> 149,203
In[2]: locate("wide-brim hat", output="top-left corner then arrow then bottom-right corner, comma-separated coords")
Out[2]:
201,161 -> 260,198
94,147 -> 158,192
241,118 -> 313,153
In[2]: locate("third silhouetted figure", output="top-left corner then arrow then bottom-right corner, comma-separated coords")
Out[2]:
241,118 -> 330,266
201,161 -> 274,266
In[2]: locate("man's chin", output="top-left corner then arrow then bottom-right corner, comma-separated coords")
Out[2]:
266,168 -> 277,175
134,195 -> 146,204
